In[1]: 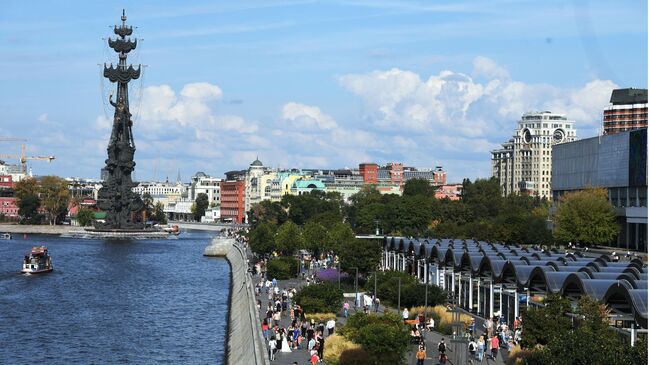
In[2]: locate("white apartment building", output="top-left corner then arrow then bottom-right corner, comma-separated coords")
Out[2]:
189,172 -> 221,206
492,111 -> 577,199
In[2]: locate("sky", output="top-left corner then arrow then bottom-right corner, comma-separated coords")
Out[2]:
0,0 -> 647,183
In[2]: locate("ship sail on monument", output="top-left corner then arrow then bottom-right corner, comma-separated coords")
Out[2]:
95,10 -> 145,230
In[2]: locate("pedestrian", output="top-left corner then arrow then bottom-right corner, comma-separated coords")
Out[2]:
477,335 -> 485,362
310,352 -> 319,365
402,308 -> 409,323
326,318 -> 336,336
343,301 -> 350,318
416,346 -> 426,365
490,334 -> 499,360
268,337 -> 277,361
468,338 -> 477,363
317,333 -> 325,360
374,297 -> 380,312
262,319 -> 269,340
438,338 -> 447,355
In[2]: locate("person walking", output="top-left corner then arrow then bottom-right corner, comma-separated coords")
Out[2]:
437,338 -> 447,355
268,337 -> 277,361
416,345 -> 426,365
468,338 -> 477,363
402,308 -> 409,323
477,335 -> 485,362
490,334 -> 499,360
326,318 -> 336,336
343,301 -> 350,318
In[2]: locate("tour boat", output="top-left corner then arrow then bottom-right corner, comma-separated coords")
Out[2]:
162,225 -> 180,235
21,246 -> 53,274
0,232 -> 11,240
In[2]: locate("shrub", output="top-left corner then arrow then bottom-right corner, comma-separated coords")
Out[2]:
431,305 -> 472,335
295,283 -> 343,313
266,256 -> 299,280
506,345 -> 539,365
316,268 -> 348,282
324,334 -> 365,365
305,312 -> 337,322
339,312 -> 410,364
368,271 -> 447,309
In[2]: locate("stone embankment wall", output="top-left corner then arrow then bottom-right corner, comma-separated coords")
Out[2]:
0,224 -> 71,235
204,238 -> 269,365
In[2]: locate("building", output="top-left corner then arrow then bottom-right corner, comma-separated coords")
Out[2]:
552,128 -> 647,251
220,170 -> 246,224
0,160 -> 25,183
435,184 -> 463,200
0,197 -> 18,218
603,88 -> 648,135
492,111 -> 578,198
433,166 -> 446,186
189,172 -> 221,206
245,158 -> 276,214
290,178 -> 326,195
132,179 -> 187,208
359,163 -> 378,184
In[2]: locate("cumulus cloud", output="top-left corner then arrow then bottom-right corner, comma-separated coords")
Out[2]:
281,102 -> 338,130
472,56 -> 509,80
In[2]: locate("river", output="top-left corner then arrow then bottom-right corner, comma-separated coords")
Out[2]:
0,230 -> 229,364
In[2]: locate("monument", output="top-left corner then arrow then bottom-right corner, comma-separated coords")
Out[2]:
94,10 -> 146,232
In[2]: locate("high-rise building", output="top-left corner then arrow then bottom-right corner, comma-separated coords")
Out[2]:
359,163 -> 378,184
603,88 -> 648,135
492,111 -> 578,198
552,128 -> 647,250
220,170 -> 246,224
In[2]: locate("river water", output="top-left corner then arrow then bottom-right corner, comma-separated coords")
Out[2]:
0,230 -> 229,364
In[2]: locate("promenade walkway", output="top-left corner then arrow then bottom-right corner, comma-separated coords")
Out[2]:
254,271 -> 508,365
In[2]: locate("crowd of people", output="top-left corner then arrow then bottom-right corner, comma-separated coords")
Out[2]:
255,265 -> 335,363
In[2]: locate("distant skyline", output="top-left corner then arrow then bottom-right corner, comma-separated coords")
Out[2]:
0,0 -> 646,182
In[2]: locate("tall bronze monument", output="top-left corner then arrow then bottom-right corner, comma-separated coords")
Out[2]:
95,10 -> 144,230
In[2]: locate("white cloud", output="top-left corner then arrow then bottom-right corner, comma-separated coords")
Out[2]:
472,56 -> 509,80
38,113 -> 48,122
281,102 -> 338,130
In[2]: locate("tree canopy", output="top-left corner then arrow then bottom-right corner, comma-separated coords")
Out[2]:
39,176 -> 70,225
554,188 -> 619,246
192,192 -> 209,221
274,221 -> 305,255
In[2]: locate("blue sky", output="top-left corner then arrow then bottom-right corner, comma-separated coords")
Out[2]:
0,0 -> 646,182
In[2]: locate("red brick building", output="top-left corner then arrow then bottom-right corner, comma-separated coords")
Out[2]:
387,162 -> 404,185
220,171 -> 246,224
0,197 -> 19,217
433,166 -> 446,186
359,163 -> 378,184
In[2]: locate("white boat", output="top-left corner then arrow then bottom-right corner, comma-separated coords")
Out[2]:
162,225 -> 180,235
0,232 -> 11,240
21,246 -> 53,274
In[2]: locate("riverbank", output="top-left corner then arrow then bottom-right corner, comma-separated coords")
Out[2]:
0,224 -> 71,235
204,237 -> 268,365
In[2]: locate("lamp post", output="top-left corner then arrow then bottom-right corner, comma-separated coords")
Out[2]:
353,267 -> 359,309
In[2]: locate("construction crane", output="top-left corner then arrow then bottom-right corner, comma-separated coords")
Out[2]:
0,144 -> 55,173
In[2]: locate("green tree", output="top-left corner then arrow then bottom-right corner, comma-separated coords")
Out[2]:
142,192 -> 154,219
402,178 -> 435,197
249,222 -> 277,256
328,222 -> 356,253
294,282 -> 343,313
461,177 -> 503,220
266,256 -> 300,280
520,294 -> 572,349
76,207 -> 95,227
248,200 -> 288,227
192,192 -> 209,221
554,188 -> 619,246
275,221 -> 304,255
282,190 -> 343,225
153,201 -> 167,224
339,312 -> 410,365
14,177 -> 41,224
40,176 -> 70,225
303,220 -> 329,257
397,195 -> 433,236
339,238 -> 381,276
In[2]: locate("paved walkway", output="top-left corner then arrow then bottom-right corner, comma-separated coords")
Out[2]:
253,271 -> 508,365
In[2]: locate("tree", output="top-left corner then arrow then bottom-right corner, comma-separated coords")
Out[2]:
153,201 -> 167,224
249,222 -> 277,256
554,188 -> 619,246
403,178 -> 435,197
40,176 -> 70,225
520,294 -> 572,349
192,193 -> 209,221
248,200 -> 287,227
294,283 -> 343,313
14,177 -> 41,224
76,207 -> 95,227
339,238 -> 381,276
461,178 -> 503,220
303,220 -> 329,257
339,312 -> 410,365
266,256 -> 299,280
328,222 -> 356,253
142,192 -> 154,219
397,195 -> 433,236
274,221 -> 304,255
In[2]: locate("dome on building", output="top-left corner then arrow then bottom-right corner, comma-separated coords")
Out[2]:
250,158 -> 263,167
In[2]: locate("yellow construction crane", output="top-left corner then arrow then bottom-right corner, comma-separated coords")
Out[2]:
0,144 -> 55,173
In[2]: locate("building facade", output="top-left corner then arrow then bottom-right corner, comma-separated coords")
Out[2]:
220,170 -> 246,224
552,128 -> 647,251
492,111 -> 578,198
359,163 -> 378,184
603,88 -> 648,135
